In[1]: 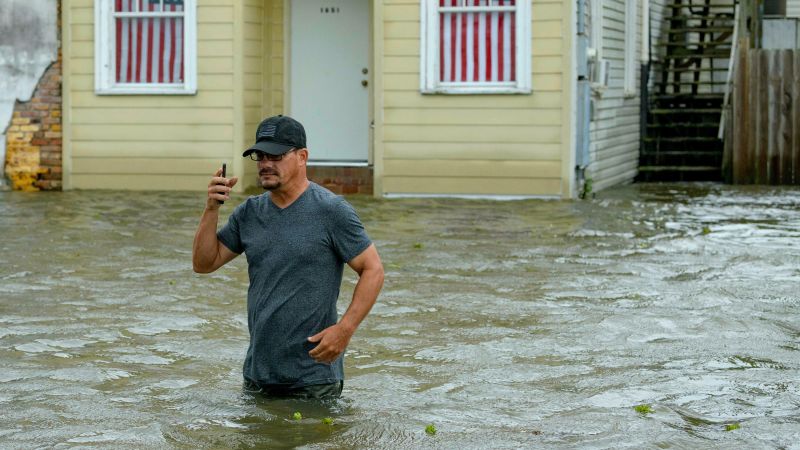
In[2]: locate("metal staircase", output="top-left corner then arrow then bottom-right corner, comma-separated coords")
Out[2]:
638,0 -> 737,182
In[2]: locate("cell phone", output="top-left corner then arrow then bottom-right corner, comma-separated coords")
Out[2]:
218,163 -> 227,205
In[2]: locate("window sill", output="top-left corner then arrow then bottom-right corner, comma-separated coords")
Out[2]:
421,86 -> 532,95
95,85 -> 197,95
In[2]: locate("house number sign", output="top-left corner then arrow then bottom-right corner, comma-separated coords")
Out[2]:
320,7 -> 341,13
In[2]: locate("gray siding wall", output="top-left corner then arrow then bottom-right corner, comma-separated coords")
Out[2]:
789,0 -> 800,18
587,0 -> 642,191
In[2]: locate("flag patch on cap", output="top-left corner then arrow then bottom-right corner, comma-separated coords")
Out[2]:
257,124 -> 277,140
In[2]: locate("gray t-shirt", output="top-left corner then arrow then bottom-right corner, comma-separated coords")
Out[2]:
217,182 -> 371,388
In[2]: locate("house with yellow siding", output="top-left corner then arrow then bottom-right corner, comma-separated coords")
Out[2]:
56,0 -> 648,198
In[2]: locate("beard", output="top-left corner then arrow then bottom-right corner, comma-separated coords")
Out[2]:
259,170 -> 281,191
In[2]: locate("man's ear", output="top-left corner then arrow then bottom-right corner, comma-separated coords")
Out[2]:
297,148 -> 309,165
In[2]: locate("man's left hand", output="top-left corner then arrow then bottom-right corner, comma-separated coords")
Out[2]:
308,324 -> 353,364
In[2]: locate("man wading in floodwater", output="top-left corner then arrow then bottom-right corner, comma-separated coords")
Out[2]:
192,115 -> 384,400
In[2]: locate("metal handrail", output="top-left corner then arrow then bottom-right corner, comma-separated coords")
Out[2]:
718,5 -> 740,139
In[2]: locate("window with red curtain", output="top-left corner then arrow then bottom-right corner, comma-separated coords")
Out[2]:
421,0 -> 530,93
95,0 -> 196,94
114,0 -> 185,84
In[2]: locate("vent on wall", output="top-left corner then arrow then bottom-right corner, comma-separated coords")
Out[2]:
589,58 -> 611,87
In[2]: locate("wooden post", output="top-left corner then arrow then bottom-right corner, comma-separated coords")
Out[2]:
742,45 -> 760,184
734,39 -> 748,184
794,50 -> 800,184
769,51 -> 781,184
758,50 -> 770,184
780,50 -> 793,184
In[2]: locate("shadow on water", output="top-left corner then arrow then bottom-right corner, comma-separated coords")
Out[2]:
1,183 -> 799,448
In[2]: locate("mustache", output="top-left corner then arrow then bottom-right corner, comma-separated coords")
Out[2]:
259,169 -> 279,176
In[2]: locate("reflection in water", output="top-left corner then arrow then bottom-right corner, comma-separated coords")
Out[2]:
1,183 -> 799,448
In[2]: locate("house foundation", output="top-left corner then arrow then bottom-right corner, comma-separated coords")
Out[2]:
306,166 -> 374,196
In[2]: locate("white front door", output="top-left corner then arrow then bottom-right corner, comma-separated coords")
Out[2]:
289,0 -> 370,163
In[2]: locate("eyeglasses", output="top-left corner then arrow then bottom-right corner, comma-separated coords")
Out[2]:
249,148 -> 298,162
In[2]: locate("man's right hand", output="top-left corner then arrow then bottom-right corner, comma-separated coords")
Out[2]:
207,167 -> 239,209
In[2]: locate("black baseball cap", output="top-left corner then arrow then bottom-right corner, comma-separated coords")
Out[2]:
242,115 -> 307,157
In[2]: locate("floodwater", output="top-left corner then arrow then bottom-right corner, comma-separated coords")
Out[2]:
1,183 -> 799,449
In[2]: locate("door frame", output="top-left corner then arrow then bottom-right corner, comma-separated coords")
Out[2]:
282,0 -> 374,166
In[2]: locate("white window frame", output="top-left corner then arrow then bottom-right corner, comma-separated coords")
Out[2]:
623,0 -> 638,96
94,0 -> 197,95
420,0 -> 531,94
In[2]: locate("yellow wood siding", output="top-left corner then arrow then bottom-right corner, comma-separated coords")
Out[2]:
265,0 -> 284,116
64,0 -> 576,197
65,0 -> 236,191
238,0 -> 264,189
379,0 -> 573,197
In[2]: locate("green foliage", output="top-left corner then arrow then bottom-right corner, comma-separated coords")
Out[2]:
413,242 -> 424,249
702,226 -> 712,235
634,404 -> 653,414
322,417 -> 334,425
725,423 -> 740,431
425,423 -> 437,435
579,178 -> 594,199
292,412 -> 302,421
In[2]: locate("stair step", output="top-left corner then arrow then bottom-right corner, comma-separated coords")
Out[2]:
650,108 -> 722,114
654,66 -> 728,73
647,114 -> 721,121
636,168 -> 723,182
667,27 -> 734,33
671,14 -> 736,21
662,51 -> 733,59
644,136 -> 720,142
652,93 -> 724,99
658,41 -> 732,48
645,128 -> 721,139
639,151 -> 723,167
647,122 -> 720,128
651,96 -> 724,103
647,113 -> 721,119
666,4 -> 736,9
654,80 -> 728,86
639,165 -> 720,172
644,146 -> 724,155
640,150 -> 722,156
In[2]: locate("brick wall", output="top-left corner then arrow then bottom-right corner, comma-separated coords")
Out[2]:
307,166 -> 374,195
3,1 -> 62,191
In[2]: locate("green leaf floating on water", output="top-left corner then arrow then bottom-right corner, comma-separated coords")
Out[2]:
725,423 -> 740,431
322,417 -> 334,425
292,412 -> 302,421
634,404 -> 653,414
425,424 -> 437,435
